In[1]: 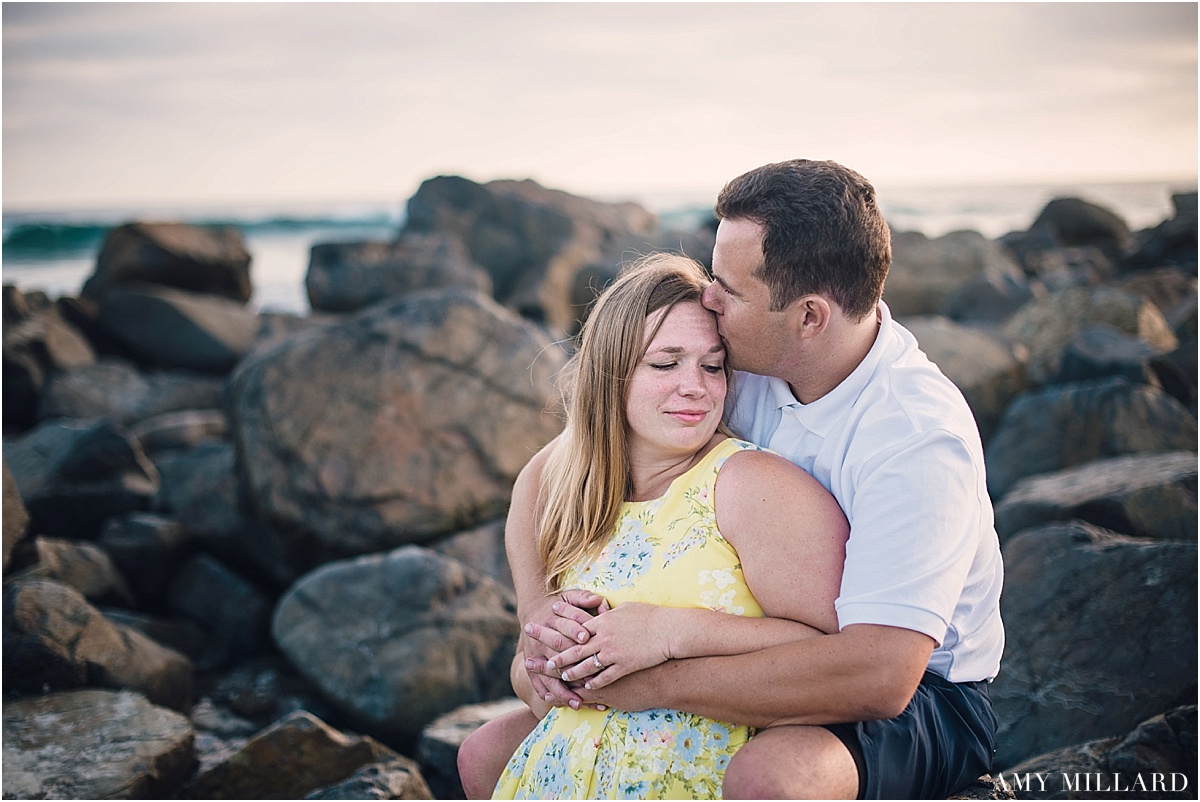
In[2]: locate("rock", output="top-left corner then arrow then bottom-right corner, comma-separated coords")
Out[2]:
250,310 -> 339,356
899,316 -> 1027,442
129,408 -> 228,453
3,460 -> 31,572
1115,266 -> 1199,327
168,553 -> 272,663
990,522 -> 1197,768
984,378 -> 1197,499
1000,706 -> 1197,798
949,775 -> 1016,800
102,608 -> 224,671
2,688 -> 196,800
994,451 -> 1198,544
306,232 -> 491,313
3,302 -> 96,429
1124,191 -> 1198,275
37,357 -> 224,425
272,546 -> 520,742
885,230 -> 1027,317
9,536 -> 135,606
1050,323 -> 1172,388
403,175 -> 656,332
181,710 -> 397,800
1030,197 -> 1132,262
98,513 -> 193,607
82,221 -> 253,303
430,518 -> 512,588
202,653 -> 341,731
92,284 -> 259,373
1003,286 -> 1177,386
154,441 -> 243,544
942,270 -> 1039,327
3,578 -> 194,710
417,697 -> 528,800
227,289 -> 566,567
305,755 -> 435,800
3,418 -> 160,539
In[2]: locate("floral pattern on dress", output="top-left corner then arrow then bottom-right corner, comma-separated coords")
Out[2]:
494,439 -> 769,800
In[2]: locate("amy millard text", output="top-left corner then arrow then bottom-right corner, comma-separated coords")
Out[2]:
1001,772 -> 1190,794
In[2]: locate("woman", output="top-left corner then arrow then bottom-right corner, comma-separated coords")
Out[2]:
466,254 -> 848,799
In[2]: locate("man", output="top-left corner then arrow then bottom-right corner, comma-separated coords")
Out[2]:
460,159 -> 1004,799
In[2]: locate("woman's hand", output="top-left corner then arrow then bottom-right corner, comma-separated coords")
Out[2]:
545,602 -> 674,690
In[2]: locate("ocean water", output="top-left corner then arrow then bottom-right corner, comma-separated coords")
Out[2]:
3,180 -> 1193,316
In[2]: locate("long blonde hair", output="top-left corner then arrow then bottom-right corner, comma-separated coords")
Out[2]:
538,253 -> 727,592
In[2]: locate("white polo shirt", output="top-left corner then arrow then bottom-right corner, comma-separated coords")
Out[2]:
726,301 -> 1004,682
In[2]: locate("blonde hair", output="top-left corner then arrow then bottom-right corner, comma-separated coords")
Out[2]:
538,253 -> 727,592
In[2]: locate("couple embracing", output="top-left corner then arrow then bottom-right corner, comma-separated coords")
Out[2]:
459,159 -> 1004,800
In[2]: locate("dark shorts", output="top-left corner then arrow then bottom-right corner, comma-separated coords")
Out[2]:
823,671 -> 997,800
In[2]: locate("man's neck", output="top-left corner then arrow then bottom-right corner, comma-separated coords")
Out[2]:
785,308 -> 882,405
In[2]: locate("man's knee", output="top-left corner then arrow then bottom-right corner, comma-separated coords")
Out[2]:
722,726 -> 859,800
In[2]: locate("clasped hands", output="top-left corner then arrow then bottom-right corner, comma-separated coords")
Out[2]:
521,589 -> 670,710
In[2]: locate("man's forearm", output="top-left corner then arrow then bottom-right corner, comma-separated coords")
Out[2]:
579,625 -> 935,728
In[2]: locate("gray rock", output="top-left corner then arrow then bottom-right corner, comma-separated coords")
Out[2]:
37,357 -> 224,425
9,536 -> 135,606
417,697 -> 528,800
305,755 -> 435,800
3,460 -> 30,572
306,232 -> 491,313
98,513 -> 193,607
129,408 -> 228,453
1051,323 -> 1172,387
431,518 -> 512,588
154,441 -> 243,543
984,378 -> 1197,499
1124,191 -> 1198,274
83,221 -> 253,303
3,418 -> 160,539
899,316 -> 1027,442
181,710 -> 397,800
272,546 -> 519,742
991,522 -> 1197,768
227,289 -> 566,567
942,270 -> 1039,327
1115,266 -> 1198,327
3,578 -> 194,710
1003,286 -> 1177,386
2,688 -> 196,800
250,310 -> 339,356
994,452 -> 1198,543
403,176 -> 657,332
93,284 -> 259,373
885,229 -> 1026,317
102,608 -> 224,672
3,302 -> 96,429
1031,197 -> 1132,262
168,553 -> 272,663
1000,706 -> 1196,798
949,776 -> 1017,800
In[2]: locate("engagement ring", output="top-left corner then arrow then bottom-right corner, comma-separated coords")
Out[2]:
592,654 -> 603,670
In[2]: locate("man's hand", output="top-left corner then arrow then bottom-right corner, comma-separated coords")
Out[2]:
520,589 -> 610,709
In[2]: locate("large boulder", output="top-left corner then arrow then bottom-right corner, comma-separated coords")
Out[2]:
1003,286 -> 1177,386
417,697 -> 528,799
3,577 -> 194,710
37,357 -> 224,426
1050,323 -> 1177,388
2,689 -> 196,800
1000,706 -> 1197,798
984,378 -> 1197,499
181,710 -> 404,799
431,518 -> 513,589
1124,191 -> 1198,275
168,554 -> 273,664
991,522 -> 1197,768
307,754 -> 434,800
898,316 -> 1027,442
884,230 -> 1026,317
272,546 -> 519,743
994,451 -> 1198,543
1031,197 -> 1132,262
8,535 -> 135,606
82,221 -> 253,303
129,408 -> 228,454
227,289 -> 565,567
3,418 -> 160,540
402,176 -> 656,332
3,460 -> 30,572
306,231 -> 491,313
153,441 -> 243,544
98,513 -> 193,608
91,284 -> 259,373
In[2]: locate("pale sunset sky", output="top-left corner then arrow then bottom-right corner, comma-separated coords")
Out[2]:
3,2 -> 1197,211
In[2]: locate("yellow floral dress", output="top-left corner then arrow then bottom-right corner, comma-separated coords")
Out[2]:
494,437 -> 767,800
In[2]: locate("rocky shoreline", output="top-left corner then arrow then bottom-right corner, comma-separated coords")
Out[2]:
3,175 -> 1196,799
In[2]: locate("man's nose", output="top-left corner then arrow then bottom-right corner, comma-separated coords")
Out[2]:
701,281 -> 721,312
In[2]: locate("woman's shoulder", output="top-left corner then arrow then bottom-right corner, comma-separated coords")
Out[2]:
714,438 -> 823,497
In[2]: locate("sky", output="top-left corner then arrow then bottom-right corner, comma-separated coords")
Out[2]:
3,2 -> 1197,212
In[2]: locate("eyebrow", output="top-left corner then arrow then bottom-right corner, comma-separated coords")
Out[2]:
712,272 -> 741,298
647,344 -> 726,355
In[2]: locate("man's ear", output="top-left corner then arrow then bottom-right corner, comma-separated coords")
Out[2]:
791,295 -> 833,340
